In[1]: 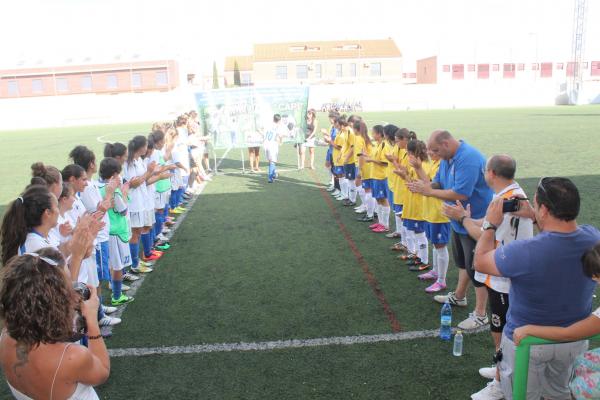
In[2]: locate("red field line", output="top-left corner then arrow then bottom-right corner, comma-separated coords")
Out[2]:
310,171 -> 401,333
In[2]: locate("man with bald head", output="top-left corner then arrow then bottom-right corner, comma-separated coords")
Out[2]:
407,130 -> 493,330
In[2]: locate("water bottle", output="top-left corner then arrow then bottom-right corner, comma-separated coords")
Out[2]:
440,301 -> 452,341
453,330 -> 464,356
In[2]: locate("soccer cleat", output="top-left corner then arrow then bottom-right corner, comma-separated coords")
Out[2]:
121,283 -> 131,292
390,243 -> 408,252
357,215 -> 374,222
369,222 -> 381,229
354,206 -> 367,213
330,189 -> 340,196
385,232 -> 401,239
434,291 -> 468,307
143,253 -> 161,262
479,366 -> 497,380
102,305 -> 118,314
335,195 -> 347,201
342,199 -> 356,207
326,185 -> 335,192
458,312 -> 490,330
418,271 -> 438,281
470,379 -> 504,400
174,206 -> 187,212
140,260 -> 154,267
161,227 -> 171,234
409,262 -> 430,271
372,226 -> 389,233
170,208 -> 184,215
155,243 -> 171,251
425,282 -> 447,293
99,315 -> 122,326
111,294 -> 134,306
131,265 -> 153,274
156,233 -> 169,242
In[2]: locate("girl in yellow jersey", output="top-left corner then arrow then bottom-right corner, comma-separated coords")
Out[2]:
332,117 -> 349,201
410,151 -> 451,293
340,117 -> 357,206
400,140 -> 430,271
363,125 -> 390,232
352,120 -> 371,215
388,129 -> 413,243
357,124 -> 379,222
382,125 -> 400,235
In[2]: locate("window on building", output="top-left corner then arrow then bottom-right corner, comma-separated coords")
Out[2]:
452,64 -> 464,80
156,71 -> 168,86
370,63 -> 381,77
315,64 -> 322,79
503,63 -> 515,79
107,74 -> 118,89
492,64 -> 499,72
350,63 -> 357,77
477,64 -> 489,79
81,75 -> 92,90
468,64 -> 475,72
540,62 -> 553,78
276,65 -> 287,80
591,61 -> 600,76
336,64 -> 343,77
296,65 -> 308,79
132,72 -> 142,88
241,73 -> 251,86
7,80 -> 18,96
517,63 -> 525,71
442,65 -> 450,72
556,63 -> 564,70
56,77 -> 69,92
32,79 -> 43,94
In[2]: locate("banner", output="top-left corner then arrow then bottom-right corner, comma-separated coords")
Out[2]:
195,86 -> 309,149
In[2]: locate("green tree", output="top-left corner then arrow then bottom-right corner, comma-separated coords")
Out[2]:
233,60 -> 241,86
212,61 -> 219,89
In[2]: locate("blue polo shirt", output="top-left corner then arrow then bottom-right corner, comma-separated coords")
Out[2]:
433,140 -> 493,235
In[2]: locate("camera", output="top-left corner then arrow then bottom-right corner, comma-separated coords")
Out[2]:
71,282 -> 90,341
502,198 -> 521,213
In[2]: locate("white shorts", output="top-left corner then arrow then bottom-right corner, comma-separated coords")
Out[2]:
145,209 -> 155,226
264,145 -> 279,163
154,191 -> 170,210
108,236 -> 132,271
129,211 -> 153,228
303,138 -> 316,148
80,255 -> 99,287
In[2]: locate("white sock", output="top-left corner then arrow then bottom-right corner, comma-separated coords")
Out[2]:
380,205 -> 390,229
370,197 -> 378,216
431,247 -> 439,276
394,214 -> 403,234
365,192 -> 375,217
349,181 -> 357,202
340,178 -> 349,199
376,204 -> 383,225
437,246 -> 449,284
415,231 -> 429,264
406,229 -> 416,254
357,186 -> 366,206
401,225 -> 408,247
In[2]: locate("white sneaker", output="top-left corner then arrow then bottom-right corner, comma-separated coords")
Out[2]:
354,205 -> 367,213
161,227 -> 171,234
336,195 -> 347,201
479,366 -> 497,380
123,272 -> 140,282
99,315 -> 122,327
102,305 -> 117,314
458,311 -> 489,330
471,379 -> 504,400
433,291 -> 468,307
156,233 -> 169,242
326,185 -> 335,192
331,189 -> 340,196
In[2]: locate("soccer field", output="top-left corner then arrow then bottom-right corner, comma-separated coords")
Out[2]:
1,106 -> 599,399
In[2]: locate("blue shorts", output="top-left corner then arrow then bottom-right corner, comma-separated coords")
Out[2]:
332,166 -> 344,176
362,179 -> 373,190
96,240 -> 111,282
344,164 -> 356,180
403,219 -> 426,233
393,204 -> 403,214
372,179 -> 388,199
426,222 -> 451,244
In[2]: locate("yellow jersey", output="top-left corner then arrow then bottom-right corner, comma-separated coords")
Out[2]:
332,128 -> 346,167
423,159 -> 449,223
392,148 -> 409,206
401,160 -> 429,221
370,141 -> 387,180
360,139 -> 374,179
341,130 -> 356,165
384,142 -> 398,181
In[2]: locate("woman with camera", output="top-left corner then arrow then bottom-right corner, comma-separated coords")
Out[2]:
0,247 -> 110,400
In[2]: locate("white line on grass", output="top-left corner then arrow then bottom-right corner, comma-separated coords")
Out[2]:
108,326 -> 487,357
96,131 -> 142,143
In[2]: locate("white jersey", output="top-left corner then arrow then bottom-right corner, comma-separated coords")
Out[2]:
80,180 -> 110,243
18,231 -> 54,255
176,127 -> 190,171
144,156 -> 157,212
123,158 -> 149,213
170,148 -> 185,189
48,214 -> 70,249
263,122 -> 284,147
475,182 -> 534,293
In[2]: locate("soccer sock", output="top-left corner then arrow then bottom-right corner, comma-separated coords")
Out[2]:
401,225 -> 409,247
415,231 -> 429,264
431,247 -> 439,275
163,205 -> 169,219
380,205 -> 390,229
349,181 -> 357,202
365,192 -> 375,217
141,233 -> 153,257
406,229 -> 416,254
437,246 -> 449,284
394,214 -> 403,234
328,170 -> 334,186
112,279 -> 122,300
334,177 -> 340,190
376,204 -> 383,224
339,178 -> 348,198
357,186 -> 366,206
178,187 -> 185,205
154,212 -> 163,237
170,190 -> 177,209
370,196 -> 378,215
129,242 -> 140,268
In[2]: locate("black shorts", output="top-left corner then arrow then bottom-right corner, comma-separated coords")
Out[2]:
487,287 -> 509,333
451,231 -> 484,287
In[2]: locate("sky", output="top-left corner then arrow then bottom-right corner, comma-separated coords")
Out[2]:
1,0 -> 598,74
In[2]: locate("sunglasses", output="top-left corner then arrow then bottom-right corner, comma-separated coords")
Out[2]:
537,177 -> 556,211
24,252 -> 60,267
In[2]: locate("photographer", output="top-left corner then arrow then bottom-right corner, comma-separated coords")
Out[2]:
473,177 -> 600,400
443,155 -> 533,399
0,247 -> 110,400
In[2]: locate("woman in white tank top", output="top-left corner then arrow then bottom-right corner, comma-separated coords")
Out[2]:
0,248 -> 109,400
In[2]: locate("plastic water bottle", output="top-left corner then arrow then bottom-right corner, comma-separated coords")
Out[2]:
453,330 -> 464,356
440,301 -> 452,341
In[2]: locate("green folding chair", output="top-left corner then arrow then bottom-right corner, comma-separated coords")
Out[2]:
513,334 -> 600,400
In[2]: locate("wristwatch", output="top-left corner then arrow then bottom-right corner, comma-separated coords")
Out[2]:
482,221 -> 498,231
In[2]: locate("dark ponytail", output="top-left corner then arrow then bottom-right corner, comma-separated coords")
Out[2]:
1,185 -> 54,265
104,142 -> 127,158
69,145 -> 96,171
61,164 -> 85,182
127,136 -> 148,164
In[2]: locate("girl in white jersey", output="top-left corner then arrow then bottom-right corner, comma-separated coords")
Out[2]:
149,130 -> 177,247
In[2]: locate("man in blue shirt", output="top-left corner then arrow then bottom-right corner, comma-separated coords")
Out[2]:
474,177 -> 600,399
407,130 -> 493,330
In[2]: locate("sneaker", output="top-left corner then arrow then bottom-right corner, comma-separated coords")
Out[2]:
433,291 -> 468,307
161,227 -> 171,234
409,262 -> 430,272
170,208 -> 184,215
131,265 -> 153,274
343,200 -> 356,207
99,315 -> 122,326
140,260 -> 154,267
385,232 -> 401,239
326,185 -> 335,192
372,226 -> 389,233
479,366 -> 497,380
354,205 -> 367,213
331,189 -> 340,196
156,233 -> 169,241
111,294 -> 134,306
369,222 -> 382,229
174,206 -> 187,213
458,312 -> 489,330
418,271 -> 438,281
357,215 -> 374,222
102,305 -> 118,314
471,379 -> 504,400
425,282 -> 447,293
390,243 -> 408,252
335,195 -> 347,201
151,249 -> 163,256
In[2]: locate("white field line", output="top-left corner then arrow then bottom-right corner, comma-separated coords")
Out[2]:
108,326 -> 487,357
96,131 -> 142,143
102,147 -> 231,336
